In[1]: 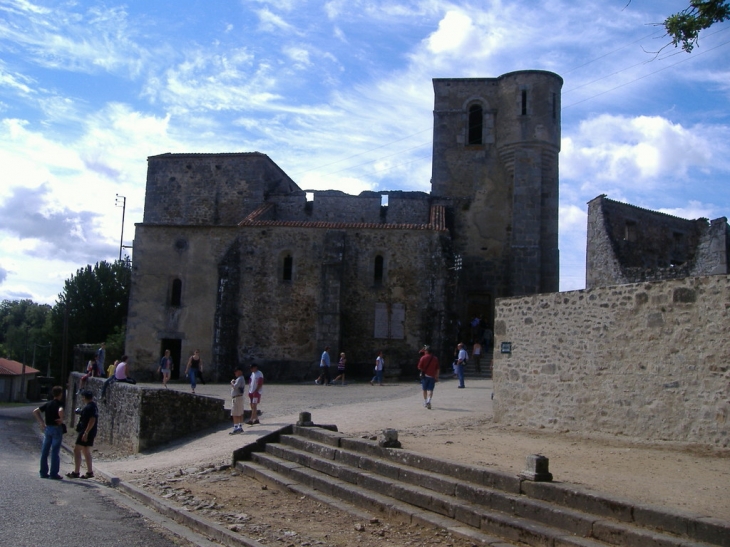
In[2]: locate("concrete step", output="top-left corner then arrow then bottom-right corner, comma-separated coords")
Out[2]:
234,425 -> 729,547
238,456 -> 518,546
289,425 -> 730,547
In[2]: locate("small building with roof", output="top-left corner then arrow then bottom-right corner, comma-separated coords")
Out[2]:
0,358 -> 40,402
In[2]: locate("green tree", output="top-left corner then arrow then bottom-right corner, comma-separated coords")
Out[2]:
49,260 -> 131,379
665,1 -> 730,52
0,300 -> 51,362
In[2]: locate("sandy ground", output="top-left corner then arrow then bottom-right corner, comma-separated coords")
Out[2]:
99,377 -> 730,522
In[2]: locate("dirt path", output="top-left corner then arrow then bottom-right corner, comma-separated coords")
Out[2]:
100,378 -> 730,522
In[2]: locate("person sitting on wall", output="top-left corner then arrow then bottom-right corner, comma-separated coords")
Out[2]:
100,355 -> 136,400
78,359 -> 98,391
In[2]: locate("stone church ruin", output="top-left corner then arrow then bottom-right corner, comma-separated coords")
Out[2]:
125,71 -> 563,381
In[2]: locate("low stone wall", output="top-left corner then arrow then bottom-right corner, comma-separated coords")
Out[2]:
493,275 -> 730,447
66,374 -> 227,453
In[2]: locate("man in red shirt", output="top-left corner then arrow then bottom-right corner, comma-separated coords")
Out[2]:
417,345 -> 440,409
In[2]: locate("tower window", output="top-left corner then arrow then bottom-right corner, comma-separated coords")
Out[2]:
170,278 -> 182,307
552,92 -> 557,120
624,221 -> 637,243
283,254 -> 293,281
468,104 -> 483,145
521,90 -> 527,116
374,255 -> 384,286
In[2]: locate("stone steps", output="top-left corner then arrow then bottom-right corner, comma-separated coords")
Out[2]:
234,425 -> 729,547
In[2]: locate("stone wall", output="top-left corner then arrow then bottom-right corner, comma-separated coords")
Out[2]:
586,195 -> 729,289
126,222 -> 450,383
67,374 -> 226,453
493,275 -> 730,447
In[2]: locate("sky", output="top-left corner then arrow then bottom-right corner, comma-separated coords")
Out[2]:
0,0 -> 728,305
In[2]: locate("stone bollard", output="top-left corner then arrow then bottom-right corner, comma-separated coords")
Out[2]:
378,428 -> 402,448
520,454 -> 553,482
297,411 -> 314,426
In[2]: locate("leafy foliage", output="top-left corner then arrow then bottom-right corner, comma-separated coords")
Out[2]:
664,1 -> 730,52
48,260 -> 132,379
0,300 -> 52,361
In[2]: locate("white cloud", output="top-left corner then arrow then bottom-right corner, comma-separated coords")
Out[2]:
256,8 -> 296,33
658,200 -> 718,220
283,46 -> 312,68
561,114 -> 727,193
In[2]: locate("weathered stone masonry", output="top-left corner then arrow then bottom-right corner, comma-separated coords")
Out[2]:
125,71 -> 563,381
493,275 -> 730,447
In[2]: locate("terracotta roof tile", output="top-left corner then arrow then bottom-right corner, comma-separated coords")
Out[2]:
238,204 -> 448,232
0,358 -> 40,376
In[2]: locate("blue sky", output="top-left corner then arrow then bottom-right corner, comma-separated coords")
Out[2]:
0,0 -> 728,304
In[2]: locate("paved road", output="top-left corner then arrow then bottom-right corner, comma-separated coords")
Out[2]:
0,404 -> 199,547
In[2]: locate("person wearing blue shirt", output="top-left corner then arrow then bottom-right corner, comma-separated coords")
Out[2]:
315,347 -> 331,386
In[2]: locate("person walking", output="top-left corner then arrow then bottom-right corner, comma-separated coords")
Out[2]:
417,345 -> 439,409
246,363 -> 264,425
455,342 -> 468,388
229,368 -> 246,435
158,349 -> 174,388
95,342 -> 106,377
371,350 -> 384,386
66,390 -> 98,479
332,352 -> 347,385
185,349 -> 204,394
315,347 -> 331,386
32,386 -> 65,480
472,341 -> 482,374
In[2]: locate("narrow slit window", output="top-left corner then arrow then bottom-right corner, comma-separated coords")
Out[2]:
374,255 -> 384,286
170,278 -> 182,307
521,90 -> 527,115
283,255 -> 293,281
468,104 -> 483,145
552,92 -> 557,120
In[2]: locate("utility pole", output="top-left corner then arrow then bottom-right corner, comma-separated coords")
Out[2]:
115,194 -> 126,261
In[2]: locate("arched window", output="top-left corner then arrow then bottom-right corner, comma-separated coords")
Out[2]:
170,278 -> 182,307
468,104 -> 483,145
374,255 -> 384,286
283,254 -> 293,282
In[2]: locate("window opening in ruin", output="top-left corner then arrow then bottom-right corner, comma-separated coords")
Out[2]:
306,192 -> 314,202
521,90 -> 527,115
624,221 -> 637,242
468,104 -> 483,144
381,194 -> 388,207
374,302 -> 404,339
283,255 -> 293,282
374,255 -> 384,286
170,278 -> 182,307
552,92 -> 557,120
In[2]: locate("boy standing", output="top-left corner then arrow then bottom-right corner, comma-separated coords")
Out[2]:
229,368 -> 246,435
247,363 -> 263,425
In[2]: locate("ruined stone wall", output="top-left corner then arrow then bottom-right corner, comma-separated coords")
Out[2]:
126,222 -> 449,383
586,195 -> 729,288
493,275 -> 730,447
67,374 -> 226,454
126,225 -> 236,381
268,190 -> 432,225
143,153 -> 299,226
